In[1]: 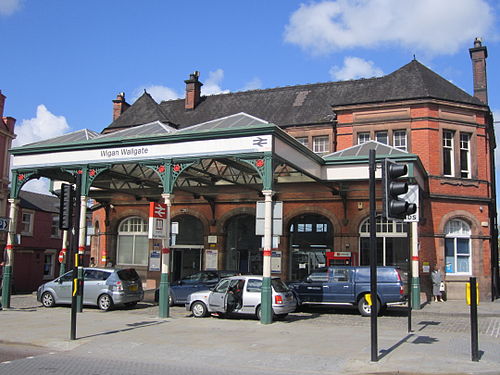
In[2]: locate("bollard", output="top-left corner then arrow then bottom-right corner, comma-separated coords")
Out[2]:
467,277 -> 479,362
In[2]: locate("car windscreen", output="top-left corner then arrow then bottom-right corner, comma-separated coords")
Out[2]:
271,279 -> 289,292
117,269 -> 140,281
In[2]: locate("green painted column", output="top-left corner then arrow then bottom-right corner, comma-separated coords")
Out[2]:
260,190 -> 273,324
159,193 -> 173,318
59,230 -> 68,277
76,195 -> 88,313
2,198 -> 19,308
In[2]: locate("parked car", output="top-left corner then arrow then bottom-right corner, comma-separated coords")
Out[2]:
288,266 -> 406,316
185,275 -> 296,319
154,270 -> 242,305
37,267 -> 144,311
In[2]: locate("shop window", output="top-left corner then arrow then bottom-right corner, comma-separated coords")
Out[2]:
359,216 -> 409,271
117,217 -> 149,266
313,136 -> 329,153
444,219 -> 471,274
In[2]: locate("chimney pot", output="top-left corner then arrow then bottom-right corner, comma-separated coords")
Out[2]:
185,71 -> 203,111
469,38 -> 488,104
112,92 -> 130,121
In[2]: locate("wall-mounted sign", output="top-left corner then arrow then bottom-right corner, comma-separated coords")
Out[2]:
255,201 -> 283,236
205,249 -> 218,270
149,250 -> 160,271
0,217 -> 9,231
271,251 -> 281,273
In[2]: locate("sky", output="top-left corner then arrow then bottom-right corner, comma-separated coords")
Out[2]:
1,0 -> 499,196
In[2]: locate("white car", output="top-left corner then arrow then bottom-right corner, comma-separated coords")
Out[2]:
185,275 -> 296,319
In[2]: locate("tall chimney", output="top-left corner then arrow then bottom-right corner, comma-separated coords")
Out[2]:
469,37 -> 488,105
0,90 -> 5,118
0,90 -> 16,132
184,71 -> 203,110
112,92 -> 130,121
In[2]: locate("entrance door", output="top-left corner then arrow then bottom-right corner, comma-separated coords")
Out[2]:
225,215 -> 261,274
291,249 -> 327,281
171,248 -> 201,282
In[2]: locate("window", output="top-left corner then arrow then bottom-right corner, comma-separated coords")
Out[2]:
375,131 -> 388,145
43,251 -> 56,279
460,133 -> 471,178
393,130 -> 407,151
443,130 -> 454,176
51,214 -> 60,238
444,219 -> 471,274
313,136 -> 329,153
359,216 -> 409,271
357,132 -> 370,145
296,137 -> 308,148
21,211 -> 34,235
117,217 -> 149,266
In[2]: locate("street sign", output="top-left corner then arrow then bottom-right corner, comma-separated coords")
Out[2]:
149,202 -> 167,239
403,185 -> 419,222
0,217 -> 9,231
255,201 -> 283,236
58,250 -> 66,263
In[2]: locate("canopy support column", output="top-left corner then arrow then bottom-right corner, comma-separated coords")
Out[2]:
2,198 -> 19,308
159,193 -> 173,318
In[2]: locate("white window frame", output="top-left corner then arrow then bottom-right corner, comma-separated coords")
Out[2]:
296,137 -> 308,148
43,250 -> 57,280
357,132 -> 370,145
21,210 -> 34,236
460,133 -> 471,179
393,130 -> 407,151
117,216 -> 149,266
444,219 -> 471,275
443,130 -> 455,177
312,136 -> 329,153
51,214 -> 61,238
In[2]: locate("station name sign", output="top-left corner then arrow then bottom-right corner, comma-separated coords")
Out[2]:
12,135 -> 273,169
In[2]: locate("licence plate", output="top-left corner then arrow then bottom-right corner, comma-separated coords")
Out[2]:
129,285 -> 138,292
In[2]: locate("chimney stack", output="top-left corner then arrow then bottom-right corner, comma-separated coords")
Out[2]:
0,90 -> 16,133
0,90 -> 5,118
112,92 -> 130,121
469,37 -> 488,105
184,71 -> 203,110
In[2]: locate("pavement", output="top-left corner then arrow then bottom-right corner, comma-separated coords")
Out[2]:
0,291 -> 499,375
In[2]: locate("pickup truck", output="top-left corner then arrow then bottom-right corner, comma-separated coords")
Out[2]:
288,266 -> 406,316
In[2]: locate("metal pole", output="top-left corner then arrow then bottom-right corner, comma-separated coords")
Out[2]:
261,190 -> 273,324
411,221 -> 421,309
59,230 -> 68,276
407,224 -> 412,333
2,198 -> 19,308
159,194 -> 172,318
369,150 -> 378,362
74,174 -> 83,313
470,277 -> 479,361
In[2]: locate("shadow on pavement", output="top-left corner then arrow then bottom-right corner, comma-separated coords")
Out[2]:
77,320 -> 167,340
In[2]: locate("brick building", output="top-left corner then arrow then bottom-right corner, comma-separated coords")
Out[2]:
7,39 -> 498,302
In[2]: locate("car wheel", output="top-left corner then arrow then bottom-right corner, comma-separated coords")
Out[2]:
358,295 -> 380,317
256,306 -> 262,320
98,294 -> 114,311
41,292 -> 55,308
191,301 -> 208,318
168,295 -> 174,307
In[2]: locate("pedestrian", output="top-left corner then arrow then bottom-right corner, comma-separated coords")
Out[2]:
431,264 -> 444,302
89,257 -> 96,267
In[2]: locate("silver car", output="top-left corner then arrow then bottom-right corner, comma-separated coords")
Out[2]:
185,275 -> 296,319
37,267 -> 144,311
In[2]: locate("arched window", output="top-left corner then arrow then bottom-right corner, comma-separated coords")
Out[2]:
359,216 -> 409,270
117,217 -> 149,266
444,219 -> 471,274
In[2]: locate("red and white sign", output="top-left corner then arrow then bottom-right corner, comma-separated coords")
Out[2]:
149,202 -> 167,239
58,250 -> 66,263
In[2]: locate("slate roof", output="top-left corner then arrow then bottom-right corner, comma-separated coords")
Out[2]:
103,60 -> 485,133
19,129 -> 100,148
19,190 -> 59,213
323,140 -> 413,162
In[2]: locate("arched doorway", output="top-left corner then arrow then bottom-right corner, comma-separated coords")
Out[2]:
359,216 -> 409,271
225,214 -> 261,274
289,214 -> 333,281
171,214 -> 204,281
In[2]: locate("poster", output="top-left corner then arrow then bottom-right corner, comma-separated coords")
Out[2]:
271,251 -> 281,273
149,250 -> 160,271
205,249 -> 218,270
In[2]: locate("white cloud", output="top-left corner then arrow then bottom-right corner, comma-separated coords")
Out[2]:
13,105 -> 70,147
329,56 -> 383,81
240,77 -> 263,92
284,0 -> 495,56
21,178 -> 51,195
0,0 -> 23,16
133,85 -> 180,103
201,69 -> 230,96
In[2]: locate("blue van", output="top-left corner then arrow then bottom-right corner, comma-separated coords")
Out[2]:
288,266 -> 406,316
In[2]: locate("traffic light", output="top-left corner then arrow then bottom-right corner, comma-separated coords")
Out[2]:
59,183 -> 74,230
382,159 -> 417,220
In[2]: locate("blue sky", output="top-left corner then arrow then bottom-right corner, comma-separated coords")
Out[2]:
1,0 -> 499,195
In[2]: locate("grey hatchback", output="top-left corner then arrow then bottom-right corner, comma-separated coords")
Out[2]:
37,267 -> 144,311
